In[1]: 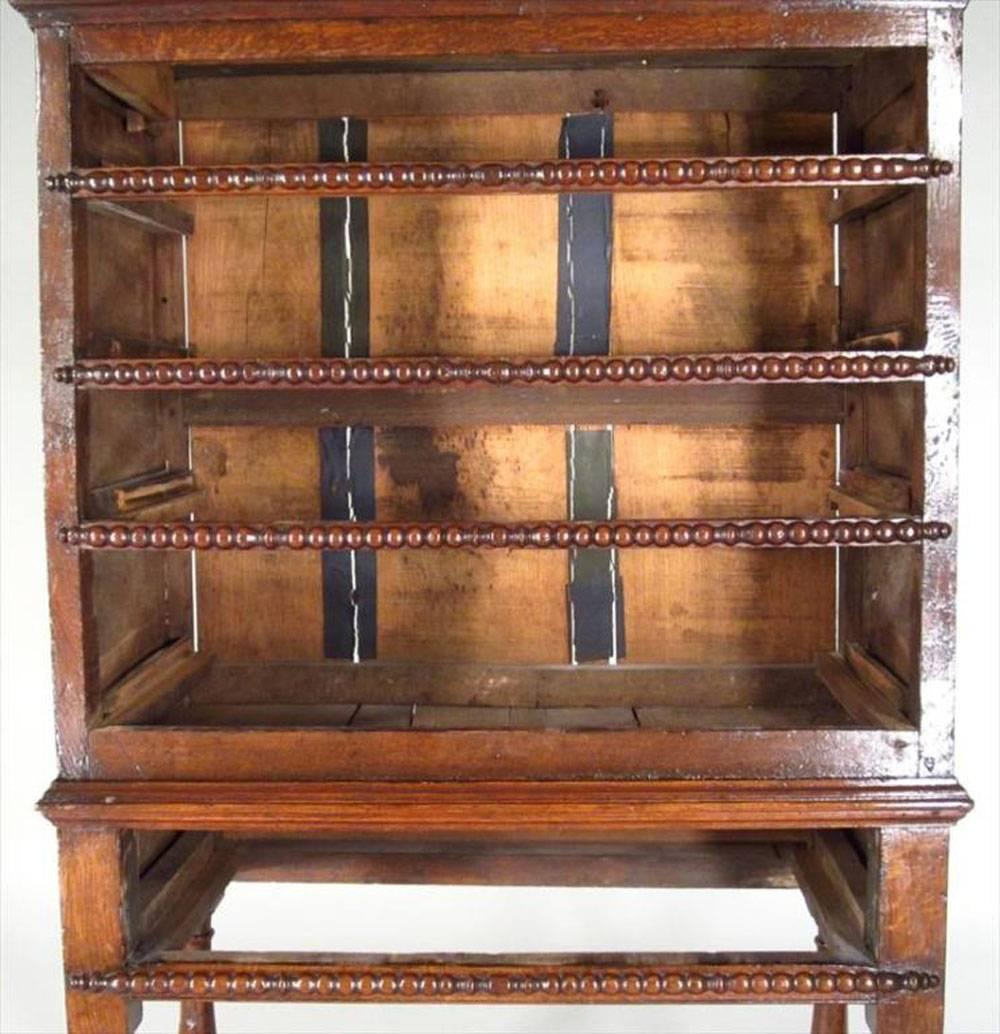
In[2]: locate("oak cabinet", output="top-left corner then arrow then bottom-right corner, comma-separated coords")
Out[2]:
9,2 -> 971,1030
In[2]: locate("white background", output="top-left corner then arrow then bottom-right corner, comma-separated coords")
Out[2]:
1,3 -> 997,1031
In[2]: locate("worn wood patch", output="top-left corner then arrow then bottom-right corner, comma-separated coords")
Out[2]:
183,120 -> 320,356
193,427 -> 322,660
184,119 -> 324,661
367,115 -> 558,355
611,112 -> 832,353
375,426 -> 568,663
616,426 -> 836,518
617,424 -> 836,664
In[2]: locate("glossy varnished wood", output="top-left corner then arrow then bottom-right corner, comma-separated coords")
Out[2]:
68,954 -> 941,1005
58,517 -> 952,552
55,350 -> 956,388
47,154 -> 951,199
39,779 -> 972,835
63,10 -> 934,66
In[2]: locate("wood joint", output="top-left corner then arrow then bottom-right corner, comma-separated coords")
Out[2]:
816,653 -> 913,731
99,638 -> 210,726
88,468 -> 199,520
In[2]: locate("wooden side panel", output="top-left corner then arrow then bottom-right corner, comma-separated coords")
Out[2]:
840,194 -> 923,343
611,112 -> 833,352
85,211 -> 166,349
617,425 -> 836,664
367,116 -> 558,355
72,71 -> 176,168
839,50 -> 926,348
77,73 -> 189,693
375,426 -> 568,663
837,49 -> 928,707
193,427 -> 322,661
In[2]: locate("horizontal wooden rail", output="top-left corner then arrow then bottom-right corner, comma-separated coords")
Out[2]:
46,154 -> 952,199
38,779 -> 975,833
58,518 -> 952,552
55,351 -> 956,389
67,954 -> 938,1005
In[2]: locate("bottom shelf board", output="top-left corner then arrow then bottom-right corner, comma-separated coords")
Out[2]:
157,660 -> 855,732
87,655 -> 921,779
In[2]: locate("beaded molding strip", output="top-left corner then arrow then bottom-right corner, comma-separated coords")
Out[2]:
68,962 -> 939,1003
58,519 -> 952,552
54,352 -> 955,389
46,154 -> 952,198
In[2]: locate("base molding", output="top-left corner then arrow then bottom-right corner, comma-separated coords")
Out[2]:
39,778 -> 973,835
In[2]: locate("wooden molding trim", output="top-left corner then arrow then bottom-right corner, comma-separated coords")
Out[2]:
37,779 -> 974,833
10,0 -> 970,31
45,155 -> 952,199
57,518 -> 953,552
55,351 -> 956,389
66,956 -> 940,1004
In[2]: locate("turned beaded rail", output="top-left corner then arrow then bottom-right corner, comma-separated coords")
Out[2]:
68,961 -> 940,1004
55,352 -> 957,388
58,518 -> 953,552
46,154 -> 953,198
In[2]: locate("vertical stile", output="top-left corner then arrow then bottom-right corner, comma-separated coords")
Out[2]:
36,30 -> 92,774
557,110 -> 624,664
917,9 -> 963,776
319,118 -> 376,661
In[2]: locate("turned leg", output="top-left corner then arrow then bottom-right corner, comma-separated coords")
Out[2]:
179,923 -> 217,1034
866,826 -> 949,1034
811,1003 -> 847,1033
59,827 -> 141,1034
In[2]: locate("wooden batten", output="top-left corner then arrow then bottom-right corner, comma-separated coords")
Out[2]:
84,62 -> 177,120
230,836 -> 799,889
86,198 -> 194,236
134,831 -> 235,954
815,652 -> 913,732
99,637 -> 210,726
829,467 -> 912,517
175,66 -> 845,121
789,831 -> 869,964
844,642 -> 909,718
186,660 -> 827,709
829,185 -> 913,224
88,467 -> 199,520
85,725 -> 922,781
181,383 -> 846,427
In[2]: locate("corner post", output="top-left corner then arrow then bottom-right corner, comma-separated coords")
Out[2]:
59,826 -> 140,1033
